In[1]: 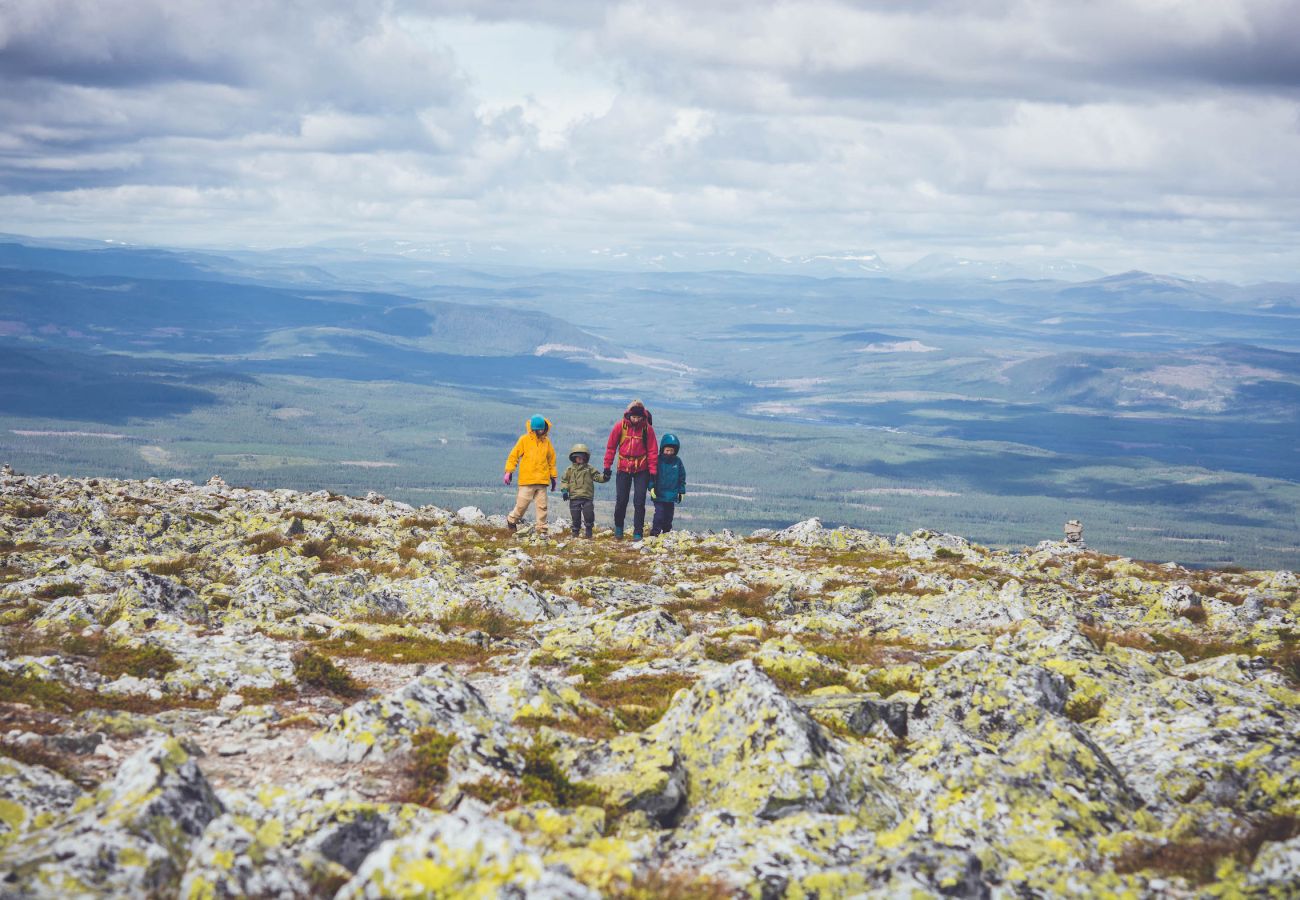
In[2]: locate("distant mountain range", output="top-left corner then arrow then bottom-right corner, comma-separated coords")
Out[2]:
333,240 -> 1107,282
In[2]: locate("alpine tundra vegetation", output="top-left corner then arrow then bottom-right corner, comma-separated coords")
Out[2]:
1,468 -> 1298,898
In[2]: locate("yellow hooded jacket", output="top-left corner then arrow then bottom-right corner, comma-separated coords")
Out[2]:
504,418 -> 557,485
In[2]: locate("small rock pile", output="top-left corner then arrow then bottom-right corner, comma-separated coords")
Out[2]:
1,472 -> 1298,897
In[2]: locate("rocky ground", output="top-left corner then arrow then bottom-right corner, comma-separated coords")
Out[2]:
1,469 -> 1298,898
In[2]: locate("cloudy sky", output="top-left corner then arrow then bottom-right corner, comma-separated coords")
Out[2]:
2,0 -> 1298,279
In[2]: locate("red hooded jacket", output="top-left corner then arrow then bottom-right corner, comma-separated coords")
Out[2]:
604,401 -> 658,476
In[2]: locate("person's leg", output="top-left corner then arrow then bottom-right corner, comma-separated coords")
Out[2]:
534,485 -> 548,530
507,484 -> 532,527
631,471 -> 649,537
581,500 -> 594,536
613,471 -> 631,535
569,499 -> 582,536
663,501 -> 675,533
650,500 -> 669,536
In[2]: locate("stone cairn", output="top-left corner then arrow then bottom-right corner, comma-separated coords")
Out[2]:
1063,519 -> 1085,550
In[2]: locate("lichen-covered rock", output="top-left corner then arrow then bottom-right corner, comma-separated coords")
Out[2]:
0,738 -> 222,898
0,755 -> 84,849
307,667 -> 518,776
488,668 -> 609,726
179,783 -> 438,899
334,800 -> 597,899
3,471 -> 1298,898
644,660 -> 896,824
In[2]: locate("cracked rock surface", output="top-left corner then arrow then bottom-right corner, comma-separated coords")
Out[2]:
2,471 -> 1298,897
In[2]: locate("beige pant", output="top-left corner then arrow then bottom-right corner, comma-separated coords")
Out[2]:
507,484 -> 548,528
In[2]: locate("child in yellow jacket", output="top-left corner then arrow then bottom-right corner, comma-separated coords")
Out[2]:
503,414 -> 557,534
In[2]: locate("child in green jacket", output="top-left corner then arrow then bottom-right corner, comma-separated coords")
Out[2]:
560,443 -> 609,538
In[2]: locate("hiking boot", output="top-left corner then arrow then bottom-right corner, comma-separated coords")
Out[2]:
584,527 -> 593,539
571,529 -> 580,538
505,519 -> 517,533
613,528 -> 623,540
633,533 -> 643,541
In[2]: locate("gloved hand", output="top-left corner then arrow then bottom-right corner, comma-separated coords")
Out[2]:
649,488 -> 658,501
550,477 -> 557,492
561,489 -> 569,501
602,467 -> 611,479
503,472 -> 512,486
678,493 -> 684,504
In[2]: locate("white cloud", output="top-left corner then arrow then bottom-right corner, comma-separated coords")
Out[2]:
0,0 -> 1297,279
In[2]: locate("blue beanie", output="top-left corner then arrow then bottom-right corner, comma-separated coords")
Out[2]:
529,414 -> 546,431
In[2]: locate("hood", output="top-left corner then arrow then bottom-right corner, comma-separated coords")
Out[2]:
659,432 -> 680,453
623,398 -> 653,425
524,417 -> 551,436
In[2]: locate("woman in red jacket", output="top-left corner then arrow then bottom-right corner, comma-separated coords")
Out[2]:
602,399 -> 658,540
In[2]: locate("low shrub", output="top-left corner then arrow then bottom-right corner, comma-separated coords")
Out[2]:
291,649 -> 365,697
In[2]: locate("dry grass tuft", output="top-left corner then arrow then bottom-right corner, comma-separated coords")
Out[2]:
312,632 -> 495,666
437,602 -> 521,639
10,503 -> 50,519
398,515 -> 442,530
143,554 -> 202,577
32,581 -> 84,601
1113,816 -> 1300,884
580,671 -> 696,732
608,867 -> 737,900
244,530 -> 296,554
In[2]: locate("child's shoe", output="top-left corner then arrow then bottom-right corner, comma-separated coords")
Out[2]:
633,532 -> 643,541
584,527 -> 593,539
613,527 -> 623,540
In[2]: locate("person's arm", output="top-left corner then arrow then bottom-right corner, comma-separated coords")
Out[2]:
603,422 -> 619,472
504,436 -> 524,474
646,426 -> 658,476
678,459 -> 686,494
548,442 -> 557,479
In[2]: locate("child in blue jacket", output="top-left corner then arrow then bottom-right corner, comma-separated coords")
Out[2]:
649,433 -> 686,536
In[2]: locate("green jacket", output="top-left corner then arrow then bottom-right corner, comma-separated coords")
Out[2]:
560,462 -> 609,500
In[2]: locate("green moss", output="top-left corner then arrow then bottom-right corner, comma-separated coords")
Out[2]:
291,649 -> 365,697
463,743 -> 606,811
398,729 -> 459,807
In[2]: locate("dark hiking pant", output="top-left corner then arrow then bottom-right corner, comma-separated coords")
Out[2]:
569,498 -> 594,535
650,500 -> 675,536
613,470 -> 650,535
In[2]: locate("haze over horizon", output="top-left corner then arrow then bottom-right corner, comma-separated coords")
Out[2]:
2,0 -> 1299,282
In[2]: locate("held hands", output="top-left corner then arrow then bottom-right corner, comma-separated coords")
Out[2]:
503,472 -> 512,486
649,488 -> 657,501
602,467 -> 612,479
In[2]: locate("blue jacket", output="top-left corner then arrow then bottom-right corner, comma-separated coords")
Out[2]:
651,433 -> 686,503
